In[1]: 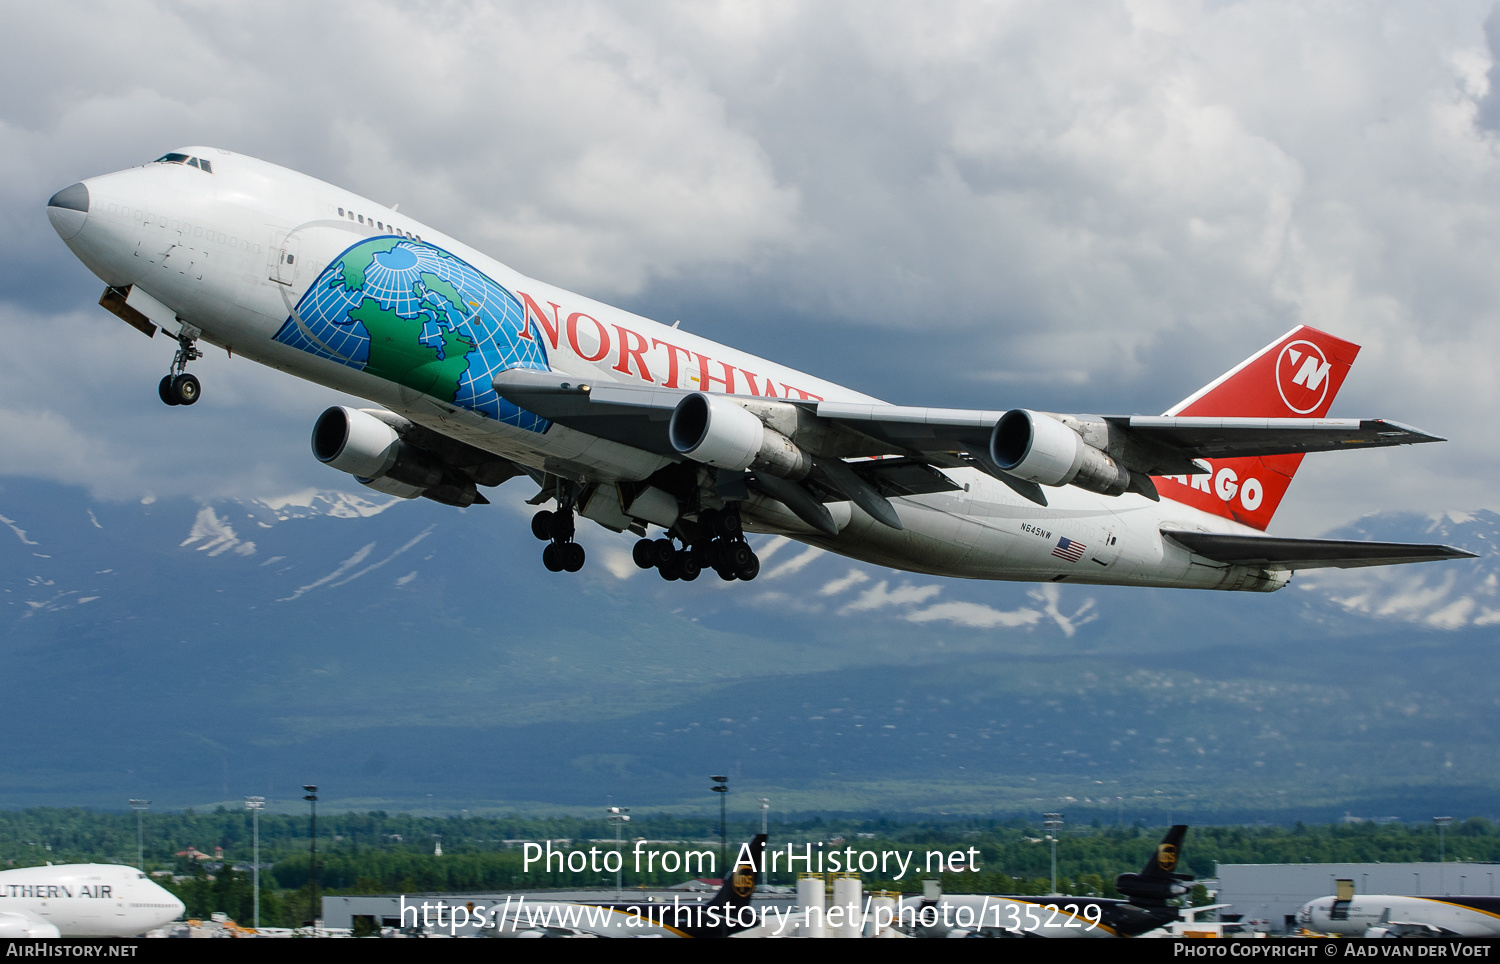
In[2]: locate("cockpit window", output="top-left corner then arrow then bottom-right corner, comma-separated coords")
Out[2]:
153,153 -> 213,173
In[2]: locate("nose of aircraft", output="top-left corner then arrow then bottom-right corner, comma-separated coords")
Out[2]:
47,182 -> 90,241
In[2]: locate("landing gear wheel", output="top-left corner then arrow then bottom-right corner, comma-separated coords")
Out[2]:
561,542 -> 586,572
713,510 -> 742,540
727,542 -> 754,571
548,510 -> 575,542
679,552 -> 702,581
170,373 -> 201,406
652,538 -> 676,568
659,557 -> 681,581
632,539 -> 656,569
735,552 -> 760,581
159,375 -> 180,407
716,565 -> 738,582
531,510 -> 555,541
542,543 -> 564,572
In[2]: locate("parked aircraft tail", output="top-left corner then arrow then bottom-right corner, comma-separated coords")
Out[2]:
705,833 -> 765,912
668,833 -> 765,937
1154,326 -> 1360,530
1114,825 -> 1194,907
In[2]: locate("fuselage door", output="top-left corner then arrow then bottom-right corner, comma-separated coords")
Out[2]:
271,231 -> 300,286
1088,519 -> 1125,571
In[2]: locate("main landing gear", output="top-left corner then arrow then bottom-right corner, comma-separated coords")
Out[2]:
158,326 -> 204,406
632,506 -> 760,582
531,505 -> 585,573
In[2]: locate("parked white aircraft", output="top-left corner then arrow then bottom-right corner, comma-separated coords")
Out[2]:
47,148 -> 1473,587
1299,883 -> 1500,938
0,863 -> 185,937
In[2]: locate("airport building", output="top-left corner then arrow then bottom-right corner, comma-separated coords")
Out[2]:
1217,861 -> 1500,932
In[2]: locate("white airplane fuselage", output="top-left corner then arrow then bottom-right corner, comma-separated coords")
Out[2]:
1299,894 -> 1500,938
50,147 -> 1296,592
0,864 -> 185,937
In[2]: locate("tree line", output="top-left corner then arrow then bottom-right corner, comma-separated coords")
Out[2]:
0,809 -> 1494,928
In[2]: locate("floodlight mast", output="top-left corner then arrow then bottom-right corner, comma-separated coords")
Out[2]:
1043,813 -> 1064,895
711,776 -> 728,878
607,807 -> 630,898
1436,816 -> 1452,894
303,785 -> 318,929
245,796 -> 265,929
128,800 -> 150,872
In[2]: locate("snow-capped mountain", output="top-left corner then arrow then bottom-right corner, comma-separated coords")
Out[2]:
1295,511 -> 1497,630
1,476 -> 1494,820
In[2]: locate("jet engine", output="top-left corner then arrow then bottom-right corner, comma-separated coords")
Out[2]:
668,392 -> 813,480
311,406 -> 486,507
990,409 -> 1132,497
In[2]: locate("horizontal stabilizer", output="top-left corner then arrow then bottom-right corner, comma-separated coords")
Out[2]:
1162,530 -> 1478,571
1121,416 -> 1443,471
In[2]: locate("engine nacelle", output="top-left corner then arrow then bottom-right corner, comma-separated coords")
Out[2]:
0,913 -> 60,938
668,393 -> 813,480
990,409 -> 1132,497
312,406 -> 444,489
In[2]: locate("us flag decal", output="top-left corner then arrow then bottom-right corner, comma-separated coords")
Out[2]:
1052,537 -> 1086,563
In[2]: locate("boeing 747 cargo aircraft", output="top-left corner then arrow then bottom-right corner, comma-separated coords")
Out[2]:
0,863 -> 184,937
47,148 -> 1474,589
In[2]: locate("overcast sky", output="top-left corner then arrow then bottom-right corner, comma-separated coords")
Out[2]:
6,1 -> 1500,535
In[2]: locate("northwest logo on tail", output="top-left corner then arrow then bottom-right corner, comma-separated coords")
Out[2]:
1277,340 -> 1333,414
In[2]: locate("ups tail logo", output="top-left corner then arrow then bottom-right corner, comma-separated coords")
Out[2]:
732,868 -> 755,897
1155,843 -> 1178,872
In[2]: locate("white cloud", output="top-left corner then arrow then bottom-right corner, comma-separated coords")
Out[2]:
819,568 -> 870,596
1026,584 -> 1100,638
762,545 -> 823,579
839,580 -> 943,614
905,600 -> 1043,629
602,548 -> 640,581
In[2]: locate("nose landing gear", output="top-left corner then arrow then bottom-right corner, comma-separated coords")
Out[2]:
158,326 -> 204,406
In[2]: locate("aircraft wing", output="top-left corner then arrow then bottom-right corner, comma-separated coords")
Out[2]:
495,371 -> 1439,464
493,369 -> 683,456
493,371 -> 1444,512
1161,530 -> 1477,570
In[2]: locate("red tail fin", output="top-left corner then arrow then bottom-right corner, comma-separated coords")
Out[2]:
1153,326 -> 1360,530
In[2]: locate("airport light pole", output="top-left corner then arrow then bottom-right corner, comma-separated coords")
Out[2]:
711,776 -> 728,880
607,807 -> 630,898
759,798 -> 770,836
1435,816 -> 1452,894
245,797 -> 264,929
303,785 -> 319,929
1044,813 -> 1064,896
128,800 -> 150,871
